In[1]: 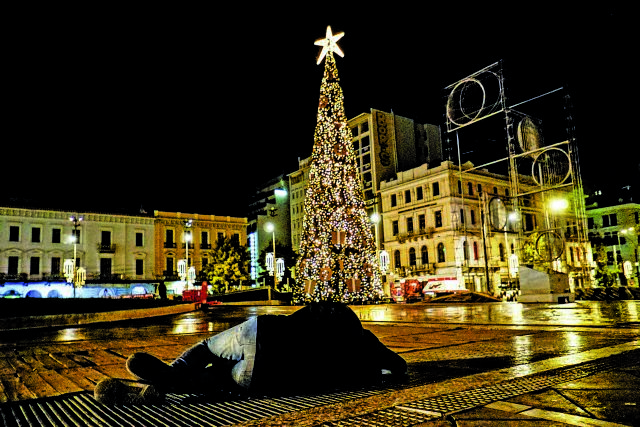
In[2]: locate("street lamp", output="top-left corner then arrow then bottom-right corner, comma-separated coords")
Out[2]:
264,222 -> 278,289
615,227 -> 635,285
183,219 -> 194,289
69,215 -> 83,297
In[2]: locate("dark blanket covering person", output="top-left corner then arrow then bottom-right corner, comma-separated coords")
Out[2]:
95,301 -> 407,405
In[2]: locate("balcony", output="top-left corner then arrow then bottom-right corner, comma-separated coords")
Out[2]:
164,242 -> 177,249
200,243 -> 212,249
97,243 -> 116,253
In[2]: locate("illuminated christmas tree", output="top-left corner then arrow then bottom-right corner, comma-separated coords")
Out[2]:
294,26 -> 382,304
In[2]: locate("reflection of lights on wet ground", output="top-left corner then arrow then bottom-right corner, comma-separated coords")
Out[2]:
563,331 -> 583,351
513,334 -> 533,360
56,328 -> 85,341
171,315 -> 201,334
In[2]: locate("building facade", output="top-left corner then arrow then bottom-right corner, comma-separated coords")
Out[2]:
153,211 -> 247,281
586,203 -> 640,285
379,160 -> 593,296
0,206 -> 155,282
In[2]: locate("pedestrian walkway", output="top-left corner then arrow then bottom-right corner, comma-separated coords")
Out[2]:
1,306 -> 639,426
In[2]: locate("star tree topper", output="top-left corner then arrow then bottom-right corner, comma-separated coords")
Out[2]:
314,26 -> 344,65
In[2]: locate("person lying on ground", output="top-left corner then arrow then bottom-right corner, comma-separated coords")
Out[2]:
95,301 -> 407,405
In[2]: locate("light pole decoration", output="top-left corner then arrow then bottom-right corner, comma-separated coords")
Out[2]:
615,227 -> 635,284
264,222 -> 281,289
69,215 -> 83,297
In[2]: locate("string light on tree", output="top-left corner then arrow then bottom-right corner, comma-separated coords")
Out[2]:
295,26 -> 382,303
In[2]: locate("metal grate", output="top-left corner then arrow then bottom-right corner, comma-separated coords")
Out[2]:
323,350 -> 640,426
0,384 -> 395,427
3,350 -> 638,427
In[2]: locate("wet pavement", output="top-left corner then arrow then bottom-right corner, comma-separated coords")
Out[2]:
1,301 -> 639,426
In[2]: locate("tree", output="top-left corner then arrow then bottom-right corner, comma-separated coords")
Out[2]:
294,27 -> 382,304
592,241 -> 616,287
201,236 -> 250,293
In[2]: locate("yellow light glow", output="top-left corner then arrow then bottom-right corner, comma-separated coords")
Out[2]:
314,26 -> 344,65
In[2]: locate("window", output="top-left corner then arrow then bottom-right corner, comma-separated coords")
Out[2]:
362,153 -> 371,169
166,258 -> 174,275
32,227 -> 41,243
136,259 -> 144,275
499,243 -> 505,262
505,188 -> 510,197
407,217 -> 414,233
473,242 -> 479,260
52,228 -> 61,243
437,243 -> 446,263
391,194 -> 397,207
587,217 -> 595,229
201,231 -> 210,248
361,121 -> 369,133
463,240 -> 469,261
602,213 -> 617,227
405,190 -> 411,203
136,232 -> 144,247
352,140 -> 359,152
394,250 -> 401,268
51,257 -> 61,275
9,226 -> 20,242
432,182 -> 440,196
30,257 -> 40,275
457,180 -> 462,194
435,211 -> 443,228
392,220 -> 399,236
72,229 -> 81,244
165,229 -> 175,247
493,186 -> 498,194
409,248 -> 417,266
459,209 -> 465,225
8,257 -> 19,275
416,186 -> 423,200
421,246 -> 428,265
468,182 -> 473,195
418,214 -> 426,230
470,210 -> 476,225
477,184 -> 482,194
101,231 -> 111,246
100,258 -> 112,277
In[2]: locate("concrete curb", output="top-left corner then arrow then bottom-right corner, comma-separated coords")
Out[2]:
0,302 -> 199,331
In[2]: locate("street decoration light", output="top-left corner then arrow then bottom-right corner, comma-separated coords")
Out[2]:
66,215 -> 84,297
615,227 -> 635,284
264,222 -> 283,288
179,219 -> 195,289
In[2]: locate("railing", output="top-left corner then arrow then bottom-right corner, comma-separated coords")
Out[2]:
97,243 -> 116,253
200,243 -> 212,249
164,242 -> 177,248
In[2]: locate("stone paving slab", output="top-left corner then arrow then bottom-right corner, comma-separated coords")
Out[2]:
1,306 -> 640,426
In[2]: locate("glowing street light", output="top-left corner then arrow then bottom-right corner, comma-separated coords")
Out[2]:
264,222 -> 279,289
181,219 -> 195,289
615,227 -> 635,284
68,215 -> 83,297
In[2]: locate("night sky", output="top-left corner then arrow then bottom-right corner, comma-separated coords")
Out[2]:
5,5 -> 636,217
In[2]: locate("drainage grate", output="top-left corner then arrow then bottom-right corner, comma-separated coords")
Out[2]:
324,349 -> 640,426
0,384 -> 395,427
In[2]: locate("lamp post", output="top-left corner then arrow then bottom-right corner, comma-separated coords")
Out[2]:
264,222 -> 278,289
184,219 -> 193,289
615,227 -> 635,285
69,215 -> 83,298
